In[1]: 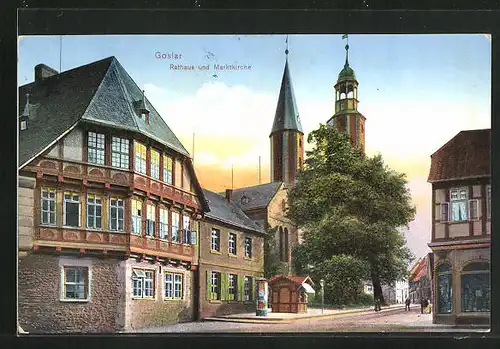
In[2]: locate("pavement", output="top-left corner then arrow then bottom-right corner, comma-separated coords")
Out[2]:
203,304 -> 406,323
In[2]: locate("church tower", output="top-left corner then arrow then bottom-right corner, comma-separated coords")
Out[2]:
327,36 -> 366,152
270,41 -> 305,185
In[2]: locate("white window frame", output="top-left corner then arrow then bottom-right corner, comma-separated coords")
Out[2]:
210,271 -> 221,300
86,194 -> 103,230
211,228 -> 220,252
132,268 -> 155,299
146,203 -> 156,237
440,202 -> 449,223
41,188 -> 56,225
20,120 -> 27,130
134,141 -> 147,175
63,192 -> 81,227
159,208 -> 169,240
60,266 -> 91,302
171,212 -> 180,243
468,199 -> 479,221
171,273 -> 183,299
109,197 -> 124,231
228,233 -> 237,255
244,276 -> 252,301
111,136 -> 129,169
163,155 -> 173,185
244,237 -> 252,258
228,274 -> 237,301
87,131 -> 105,165
450,187 -> 468,222
131,199 -> 142,235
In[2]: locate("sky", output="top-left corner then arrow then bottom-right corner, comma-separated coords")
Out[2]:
18,34 -> 491,264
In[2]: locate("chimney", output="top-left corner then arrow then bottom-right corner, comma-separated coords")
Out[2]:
225,189 -> 233,202
34,64 -> 58,82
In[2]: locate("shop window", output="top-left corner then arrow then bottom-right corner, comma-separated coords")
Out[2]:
461,261 -> 490,312
437,263 -> 452,314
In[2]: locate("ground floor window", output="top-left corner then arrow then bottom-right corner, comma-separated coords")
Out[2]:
437,263 -> 452,314
132,269 -> 155,298
165,272 -> 183,300
210,271 -> 221,300
228,274 -> 237,301
61,266 -> 89,301
244,276 -> 252,301
461,261 -> 490,312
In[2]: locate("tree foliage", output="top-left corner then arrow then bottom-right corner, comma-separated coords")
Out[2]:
288,125 -> 415,304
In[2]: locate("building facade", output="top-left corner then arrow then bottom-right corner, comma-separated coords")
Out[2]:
18,57 -> 209,333
408,254 -> 433,304
427,129 -> 491,325
198,189 -> 264,318
229,182 -> 300,275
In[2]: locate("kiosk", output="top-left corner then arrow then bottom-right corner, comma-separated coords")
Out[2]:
269,275 -> 315,313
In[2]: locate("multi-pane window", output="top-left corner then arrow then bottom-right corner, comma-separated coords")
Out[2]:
109,198 -> 124,231
132,269 -> 154,298
487,185 -> 491,219
211,228 -> 220,252
41,188 -> 56,225
64,192 -> 80,227
182,215 -> 191,244
159,208 -> 169,240
150,149 -> 160,179
437,263 -> 452,314
86,194 -> 102,229
210,271 -> 221,300
111,137 -> 129,169
62,267 -> 89,300
163,155 -> 173,184
146,204 -> 156,237
131,199 -> 142,235
450,188 -> 468,222
228,274 -> 237,301
171,212 -> 180,243
461,262 -> 490,312
228,233 -> 237,255
87,132 -> 105,165
244,276 -> 252,301
165,272 -> 183,299
134,142 -> 147,174
244,237 -> 252,258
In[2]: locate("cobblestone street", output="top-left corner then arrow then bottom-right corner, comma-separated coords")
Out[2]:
125,306 -> 489,333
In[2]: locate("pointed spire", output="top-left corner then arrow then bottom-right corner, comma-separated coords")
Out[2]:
338,34 -> 356,82
343,34 -> 350,67
270,37 -> 303,136
21,93 -> 30,117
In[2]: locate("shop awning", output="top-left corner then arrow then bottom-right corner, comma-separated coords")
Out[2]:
302,283 -> 315,294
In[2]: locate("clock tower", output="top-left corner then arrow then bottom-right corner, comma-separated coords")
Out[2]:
327,37 -> 366,153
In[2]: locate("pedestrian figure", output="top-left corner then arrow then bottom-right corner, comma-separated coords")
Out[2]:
374,297 -> 381,312
420,298 -> 426,314
426,299 -> 431,314
405,297 -> 411,311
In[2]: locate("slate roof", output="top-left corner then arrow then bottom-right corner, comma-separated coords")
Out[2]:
270,58 -> 303,136
428,129 -> 491,183
202,189 -> 264,234
229,181 -> 283,211
18,56 -> 189,169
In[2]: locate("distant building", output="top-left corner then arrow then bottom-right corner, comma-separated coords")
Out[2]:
198,189 -> 264,318
427,129 -> 491,325
408,254 -> 433,304
17,57 -> 209,333
363,281 -> 374,295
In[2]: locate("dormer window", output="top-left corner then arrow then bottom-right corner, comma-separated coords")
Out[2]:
138,89 -> 150,125
20,93 -> 30,131
240,195 -> 250,205
20,120 -> 27,131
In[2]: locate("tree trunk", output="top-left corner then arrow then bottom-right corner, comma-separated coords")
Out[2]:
371,273 -> 386,306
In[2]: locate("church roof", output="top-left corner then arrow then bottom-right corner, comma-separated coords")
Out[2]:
270,58 -> 303,136
229,181 -> 283,211
428,129 -> 490,183
18,56 -> 189,169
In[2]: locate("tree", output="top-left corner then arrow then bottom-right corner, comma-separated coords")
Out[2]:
287,125 -> 415,305
263,226 -> 287,278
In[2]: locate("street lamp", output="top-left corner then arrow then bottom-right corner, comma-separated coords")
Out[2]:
320,279 -> 325,314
